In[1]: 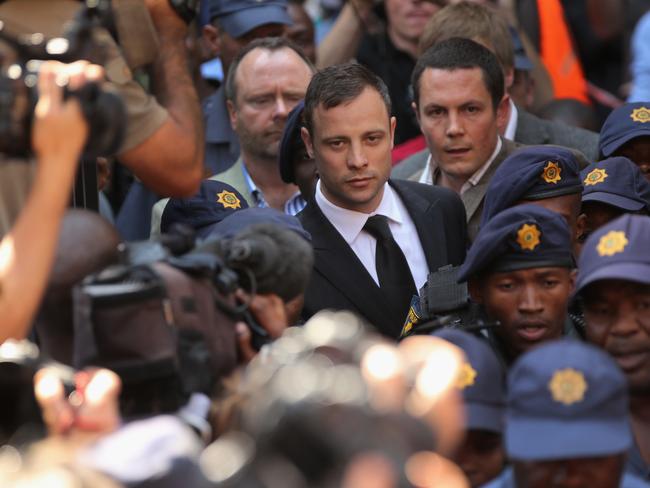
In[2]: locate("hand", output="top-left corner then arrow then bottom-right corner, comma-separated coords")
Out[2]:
234,290 -> 289,364
34,367 -> 122,438
31,61 -> 103,167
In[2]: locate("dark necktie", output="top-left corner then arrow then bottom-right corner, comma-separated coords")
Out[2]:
363,215 -> 417,335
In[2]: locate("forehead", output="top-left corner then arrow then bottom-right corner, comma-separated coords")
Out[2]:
235,47 -> 311,91
583,280 -> 650,299
485,266 -> 570,282
617,135 -> 650,155
311,87 -> 390,135
418,67 -> 491,104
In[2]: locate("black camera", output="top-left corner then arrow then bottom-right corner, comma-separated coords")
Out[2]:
0,0 -> 126,159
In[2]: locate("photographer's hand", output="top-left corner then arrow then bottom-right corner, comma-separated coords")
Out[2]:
0,61 -> 103,343
235,291 -> 289,364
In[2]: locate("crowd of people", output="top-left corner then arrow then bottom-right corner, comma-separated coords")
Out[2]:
1,0 -> 650,486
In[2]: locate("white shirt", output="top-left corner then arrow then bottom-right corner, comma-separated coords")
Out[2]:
315,181 -> 429,289
504,99 -> 518,141
419,138 -> 503,193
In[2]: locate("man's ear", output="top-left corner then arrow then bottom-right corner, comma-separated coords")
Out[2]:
504,67 -> 515,91
201,24 -> 221,58
467,277 -> 484,304
389,116 -> 397,149
227,99 -> 237,132
301,126 -> 314,159
412,101 -> 421,127
496,94 -> 511,136
575,213 -> 587,243
568,268 -> 577,296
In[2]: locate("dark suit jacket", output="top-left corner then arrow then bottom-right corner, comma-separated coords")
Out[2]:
391,138 -> 521,241
299,180 -> 468,338
515,109 -> 599,162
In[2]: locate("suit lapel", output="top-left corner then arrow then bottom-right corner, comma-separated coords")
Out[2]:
300,203 -> 394,325
390,180 -> 447,272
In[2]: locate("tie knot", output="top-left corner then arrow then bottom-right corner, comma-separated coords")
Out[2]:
363,215 -> 392,242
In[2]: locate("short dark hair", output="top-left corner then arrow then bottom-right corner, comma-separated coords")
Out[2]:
412,37 -> 505,111
303,62 -> 392,134
225,37 -> 315,104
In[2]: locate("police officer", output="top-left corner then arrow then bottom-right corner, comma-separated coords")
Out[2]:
575,214 -> 650,481
481,145 -> 585,249
577,157 -> 650,254
458,204 -> 578,365
435,329 -> 507,488
599,102 -> 650,183
160,180 -> 248,238
484,339 -> 648,488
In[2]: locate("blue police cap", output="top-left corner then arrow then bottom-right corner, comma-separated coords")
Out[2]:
575,214 -> 650,294
207,0 -> 291,38
599,102 -> 650,157
459,205 -> 574,283
279,100 -> 305,184
206,207 -> 311,242
581,157 -> 650,212
481,146 -> 582,227
161,180 -> 248,239
506,339 -> 630,461
434,329 -> 506,434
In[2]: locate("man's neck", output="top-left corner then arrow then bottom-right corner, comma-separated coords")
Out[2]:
386,27 -> 418,59
437,171 -> 466,195
243,152 -> 299,210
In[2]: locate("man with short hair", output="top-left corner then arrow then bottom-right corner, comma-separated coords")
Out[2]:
576,215 -> 650,482
419,2 -> 599,157
459,205 -> 578,365
393,37 -> 518,240
298,62 -> 467,338
151,37 -> 314,235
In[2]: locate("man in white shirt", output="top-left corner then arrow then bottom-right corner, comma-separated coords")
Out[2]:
298,62 -> 467,338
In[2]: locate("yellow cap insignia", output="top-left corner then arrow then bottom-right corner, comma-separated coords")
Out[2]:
541,161 -> 562,184
549,368 -> 588,405
456,362 -> 477,390
216,190 -> 241,210
516,223 -> 541,251
596,230 -> 628,257
584,168 -> 608,186
630,106 -> 650,123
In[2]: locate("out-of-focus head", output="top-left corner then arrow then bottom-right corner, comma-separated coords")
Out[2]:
286,0 -> 316,63
599,102 -> 650,182
225,37 -> 315,163
205,0 -> 292,72
507,339 -> 630,488
34,210 -> 120,365
301,62 -> 394,213
435,329 -> 506,488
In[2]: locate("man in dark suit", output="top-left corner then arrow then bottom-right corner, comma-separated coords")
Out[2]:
298,63 -> 467,338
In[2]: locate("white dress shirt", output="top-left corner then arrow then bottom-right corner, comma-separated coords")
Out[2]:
504,99 -> 518,141
315,181 -> 429,289
419,137 -> 503,193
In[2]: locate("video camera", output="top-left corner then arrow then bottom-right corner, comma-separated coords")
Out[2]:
0,0 -> 126,160
400,265 -> 499,339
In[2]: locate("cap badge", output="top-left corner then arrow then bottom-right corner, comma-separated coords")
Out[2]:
541,161 -> 562,184
549,368 -> 587,405
630,106 -> 650,123
584,168 -> 608,186
216,190 -> 242,210
596,230 -> 629,257
456,362 -> 477,390
516,223 -> 541,251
